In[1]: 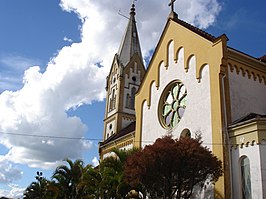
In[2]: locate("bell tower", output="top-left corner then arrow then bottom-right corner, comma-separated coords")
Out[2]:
102,2 -> 145,142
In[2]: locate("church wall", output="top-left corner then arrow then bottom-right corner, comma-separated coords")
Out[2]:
231,145 -> 263,199
228,65 -> 266,122
259,140 -> 266,197
141,42 -> 213,149
102,143 -> 134,159
135,19 -> 228,197
105,119 -> 116,139
122,117 -> 134,129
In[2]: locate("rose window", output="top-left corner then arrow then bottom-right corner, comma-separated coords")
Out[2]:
158,80 -> 187,129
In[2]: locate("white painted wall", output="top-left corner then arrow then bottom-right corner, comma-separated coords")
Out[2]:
259,140 -> 266,197
141,41 -> 212,150
231,145 -> 263,199
228,69 -> 266,122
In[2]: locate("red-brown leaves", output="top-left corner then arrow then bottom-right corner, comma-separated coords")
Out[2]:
124,136 -> 223,199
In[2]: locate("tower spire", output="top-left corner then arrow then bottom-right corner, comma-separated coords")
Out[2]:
117,2 -> 143,66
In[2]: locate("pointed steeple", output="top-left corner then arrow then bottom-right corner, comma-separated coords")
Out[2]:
117,2 -> 143,66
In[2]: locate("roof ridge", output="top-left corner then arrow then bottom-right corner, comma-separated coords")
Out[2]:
231,112 -> 266,125
100,122 -> 136,146
172,17 -> 216,42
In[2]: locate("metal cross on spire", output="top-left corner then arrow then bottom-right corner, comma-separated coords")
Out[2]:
168,0 -> 176,13
132,0 -> 137,5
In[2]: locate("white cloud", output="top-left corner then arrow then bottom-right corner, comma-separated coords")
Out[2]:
177,0 -> 221,29
0,0 -> 222,170
63,36 -> 73,43
0,54 -> 41,71
0,75 -> 23,92
0,55 -> 42,92
0,184 -> 24,198
0,157 -> 23,184
92,156 -> 99,167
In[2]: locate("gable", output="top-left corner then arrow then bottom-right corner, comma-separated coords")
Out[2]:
134,17 -> 228,197
136,17 -> 227,110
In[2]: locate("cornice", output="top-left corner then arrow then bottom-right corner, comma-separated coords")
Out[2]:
228,48 -> 266,85
100,133 -> 134,154
228,118 -> 266,148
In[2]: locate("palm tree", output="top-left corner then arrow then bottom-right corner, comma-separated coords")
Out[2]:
99,148 -> 138,198
52,159 -> 84,198
23,172 -> 55,199
77,164 -> 102,198
24,181 -> 44,199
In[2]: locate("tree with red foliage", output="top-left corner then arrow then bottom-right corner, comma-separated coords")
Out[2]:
124,136 -> 223,199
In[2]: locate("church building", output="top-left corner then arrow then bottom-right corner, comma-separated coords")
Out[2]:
99,2 -> 266,198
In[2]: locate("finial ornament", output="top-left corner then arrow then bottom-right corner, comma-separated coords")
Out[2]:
168,0 -> 176,12
130,0 -> 136,16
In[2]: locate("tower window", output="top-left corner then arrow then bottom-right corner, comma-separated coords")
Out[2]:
109,89 -> 116,111
132,76 -> 136,82
126,93 -> 130,108
131,87 -> 136,109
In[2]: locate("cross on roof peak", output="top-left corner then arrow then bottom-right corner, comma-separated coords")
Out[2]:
168,0 -> 178,19
168,0 -> 176,13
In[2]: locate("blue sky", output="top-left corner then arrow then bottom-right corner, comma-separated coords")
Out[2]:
0,0 -> 265,197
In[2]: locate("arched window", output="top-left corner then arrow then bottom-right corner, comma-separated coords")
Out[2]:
109,89 -> 116,111
180,128 -> 191,138
131,87 -> 136,109
240,156 -> 252,199
126,93 -> 130,108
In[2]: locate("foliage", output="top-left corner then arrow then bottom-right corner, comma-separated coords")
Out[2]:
23,136 -> 222,199
124,136 -> 223,199
23,172 -> 56,199
98,148 -> 137,198
23,150 -> 137,199
77,164 -> 102,198
52,159 -> 85,198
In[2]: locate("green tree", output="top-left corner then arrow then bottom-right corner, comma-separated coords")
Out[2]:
52,159 -> 84,198
77,164 -> 102,199
99,148 -> 137,199
124,136 -> 223,199
24,171 -> 55,199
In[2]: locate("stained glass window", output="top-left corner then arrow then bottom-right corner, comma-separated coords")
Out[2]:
159,80 -> 187,129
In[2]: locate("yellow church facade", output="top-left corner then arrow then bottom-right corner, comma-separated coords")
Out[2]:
134,13 -> 266,198
99,3 -> 266,199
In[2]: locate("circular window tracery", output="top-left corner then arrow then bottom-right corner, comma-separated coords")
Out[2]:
158,80 -> 187,129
